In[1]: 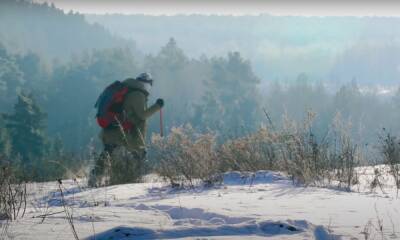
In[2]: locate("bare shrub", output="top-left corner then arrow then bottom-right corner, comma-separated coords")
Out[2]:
218,127 -> 281,172
150,113 -> 361,190
242,112 -> 360,188
330,117 -> 360,190
151,125 -> 220,187
217,112 -> 348,187
279,112 -> 360,189
0,157 -> 27,221
277,112 -> 333,185
370,168 -> 386,194
109,147 -> 145,185
379,130 -> 400,196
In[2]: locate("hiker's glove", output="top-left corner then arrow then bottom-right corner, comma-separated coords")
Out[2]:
156,98 -> 164,108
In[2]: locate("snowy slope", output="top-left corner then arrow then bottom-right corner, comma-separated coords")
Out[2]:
2,169 -> 400,240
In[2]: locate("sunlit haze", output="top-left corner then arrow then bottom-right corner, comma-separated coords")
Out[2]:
33,0 -> 400,16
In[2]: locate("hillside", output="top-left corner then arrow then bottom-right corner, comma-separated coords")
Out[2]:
0,0 -> 136,62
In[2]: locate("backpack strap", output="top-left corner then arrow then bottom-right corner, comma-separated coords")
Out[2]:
126,87 -> 149,97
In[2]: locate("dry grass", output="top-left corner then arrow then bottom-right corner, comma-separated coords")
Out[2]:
151,125 -> 220,187
218,127 -> 281,172
150,113 -> 361,189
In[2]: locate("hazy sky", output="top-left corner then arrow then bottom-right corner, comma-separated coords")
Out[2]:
33,0 -> 400,16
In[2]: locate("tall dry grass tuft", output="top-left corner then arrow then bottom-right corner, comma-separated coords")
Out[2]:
277,111 -> 325,185
151,125 -> 220,187
278,112 -> 360,189
218,127 -> 281,172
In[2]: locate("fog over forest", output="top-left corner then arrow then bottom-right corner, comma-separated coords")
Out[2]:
87,14 -> 400,88
1,0 -> 400,180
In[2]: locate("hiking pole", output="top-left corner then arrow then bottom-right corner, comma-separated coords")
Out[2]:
160,108 -> 164,137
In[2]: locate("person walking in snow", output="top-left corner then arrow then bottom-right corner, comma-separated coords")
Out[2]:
89,73 -> 164,187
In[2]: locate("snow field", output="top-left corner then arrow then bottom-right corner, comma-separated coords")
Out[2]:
2,168 -> 399,240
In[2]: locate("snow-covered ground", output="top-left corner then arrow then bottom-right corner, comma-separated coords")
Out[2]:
2,167 -> 400,240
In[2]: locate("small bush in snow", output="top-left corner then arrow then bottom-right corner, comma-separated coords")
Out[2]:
380,131 -> 400,195
278,114 -> 331,185
151,125 -> 221,187
255,112 -> 359,189
0,157 -> 27,221
218,127 -> 281,172
109,147 -> 145,185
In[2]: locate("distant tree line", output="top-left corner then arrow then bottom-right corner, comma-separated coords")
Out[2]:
88,13 -> 400,85
0,0 -> 134,62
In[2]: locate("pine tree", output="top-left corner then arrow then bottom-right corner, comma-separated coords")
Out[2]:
3,92 -> 48,175
143,38 -> 192,132
0,53 -> 25,111
0,116 -> 11,158
194,52 -> 261,137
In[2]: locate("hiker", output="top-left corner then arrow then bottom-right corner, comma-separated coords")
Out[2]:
88,73 -> 164,187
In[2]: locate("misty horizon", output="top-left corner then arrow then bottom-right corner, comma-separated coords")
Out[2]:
32,0 -> 400,17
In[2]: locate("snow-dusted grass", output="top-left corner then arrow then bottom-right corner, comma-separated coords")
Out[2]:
2,167 -> 400,240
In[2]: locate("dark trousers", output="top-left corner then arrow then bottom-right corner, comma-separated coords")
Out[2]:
89,144 -> 146,187
88,144 -> 116,187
